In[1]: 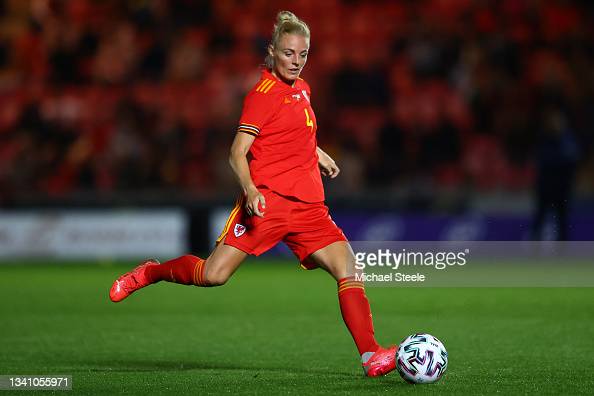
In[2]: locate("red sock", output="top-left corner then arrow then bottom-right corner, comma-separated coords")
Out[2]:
146,255 -> 207,286
338,276 -> 380,355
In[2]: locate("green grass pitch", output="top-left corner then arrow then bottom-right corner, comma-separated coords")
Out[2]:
1,260 -> 593,395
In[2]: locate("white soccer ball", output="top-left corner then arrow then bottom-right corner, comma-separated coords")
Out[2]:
396,333 -> 448,384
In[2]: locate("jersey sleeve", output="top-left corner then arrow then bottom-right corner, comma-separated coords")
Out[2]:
237,90 -> 277,137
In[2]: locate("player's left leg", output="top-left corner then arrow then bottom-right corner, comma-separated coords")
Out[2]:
308,241 -> 396,377
109,242 -> 247,302
110,188 -> 285,302
144,243 -> 247,287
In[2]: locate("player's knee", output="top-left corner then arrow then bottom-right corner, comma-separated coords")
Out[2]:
317,259 -> 348,280
203,266 -> 231,286
328,257 -> 356,280
329,263 -> 349,280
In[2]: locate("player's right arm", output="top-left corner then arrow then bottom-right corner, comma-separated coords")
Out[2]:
229,132 -> 266,217
231,80 -> 279,217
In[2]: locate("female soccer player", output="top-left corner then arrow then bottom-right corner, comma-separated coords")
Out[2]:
110,11 -> 396,377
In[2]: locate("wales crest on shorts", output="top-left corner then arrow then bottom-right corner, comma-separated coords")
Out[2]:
234,224 -> 246,237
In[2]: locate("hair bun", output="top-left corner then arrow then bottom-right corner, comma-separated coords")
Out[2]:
277,11 -> 297,24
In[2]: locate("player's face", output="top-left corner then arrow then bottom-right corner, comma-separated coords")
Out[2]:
270,33 -> 309,85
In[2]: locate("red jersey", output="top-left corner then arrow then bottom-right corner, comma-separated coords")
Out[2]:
237,69 -> 324,203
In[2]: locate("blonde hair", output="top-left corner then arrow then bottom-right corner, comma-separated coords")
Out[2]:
265,11 -> 310,69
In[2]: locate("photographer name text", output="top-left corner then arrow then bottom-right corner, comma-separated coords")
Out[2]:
355,272 -> 426,283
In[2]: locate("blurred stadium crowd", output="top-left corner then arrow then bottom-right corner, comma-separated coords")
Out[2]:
0,0 -> 592,203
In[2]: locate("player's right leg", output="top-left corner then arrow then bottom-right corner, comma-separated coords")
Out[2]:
109,242 -> 247,302
308,241 -> 397,377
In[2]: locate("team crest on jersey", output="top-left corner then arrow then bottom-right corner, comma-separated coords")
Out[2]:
234,224 -> 246,237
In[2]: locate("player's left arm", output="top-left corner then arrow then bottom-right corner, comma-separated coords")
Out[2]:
316,146 -> 340,178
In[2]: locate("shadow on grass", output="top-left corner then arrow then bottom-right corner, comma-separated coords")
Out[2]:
78,359 -> 357,378
68,359 -> 413,392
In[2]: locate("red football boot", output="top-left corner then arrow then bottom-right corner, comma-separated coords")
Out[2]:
362,345 -> 397,377
109,259 -> 160,302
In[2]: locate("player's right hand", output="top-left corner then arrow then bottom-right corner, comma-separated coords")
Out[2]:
245,187 -> 266,217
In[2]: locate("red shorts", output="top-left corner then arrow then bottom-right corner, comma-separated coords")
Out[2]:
217,188 -> 347,268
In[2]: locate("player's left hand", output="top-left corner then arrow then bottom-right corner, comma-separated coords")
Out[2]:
318,152 -> 340,178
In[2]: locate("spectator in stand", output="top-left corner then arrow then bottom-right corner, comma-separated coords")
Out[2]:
531,106 -> 580,241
